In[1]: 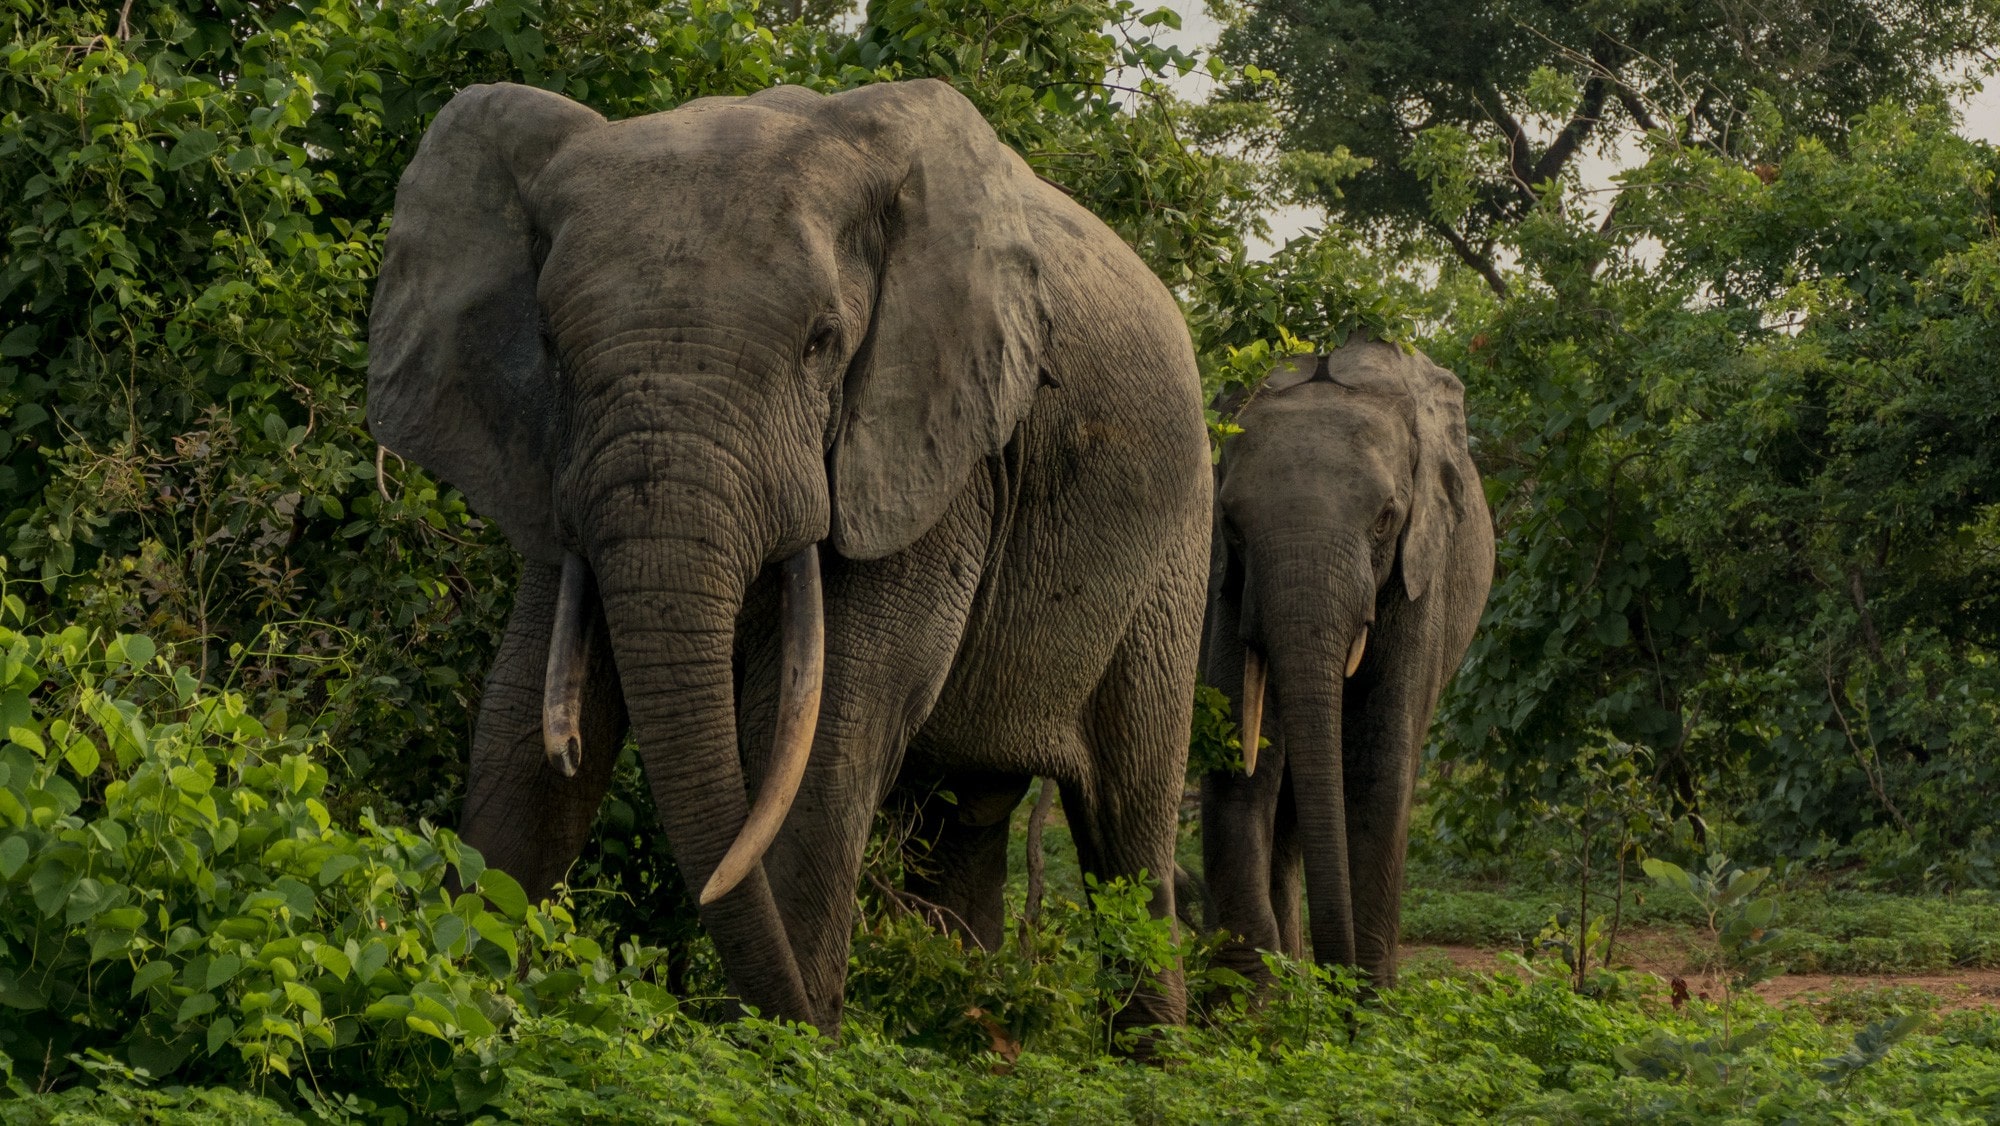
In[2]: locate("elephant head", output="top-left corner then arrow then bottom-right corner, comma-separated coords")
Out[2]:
1207,339 -> 1486,974
366,80 -> 1048,982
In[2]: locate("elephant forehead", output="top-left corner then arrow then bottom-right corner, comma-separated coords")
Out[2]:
531,111 -> 876,296
540,105 -> 875,219
1223,395 -> 1411,504
1238,385 -> 1409,452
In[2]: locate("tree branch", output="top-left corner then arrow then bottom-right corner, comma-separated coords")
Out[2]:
1432,220 -> 1511,299
1530,73 -> 1610,187
867,870 -> 977,938
1475,83 -> 1539,208
1615,86 -> 1663,134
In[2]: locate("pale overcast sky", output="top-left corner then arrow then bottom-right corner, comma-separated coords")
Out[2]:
1142,1 -> 2000,257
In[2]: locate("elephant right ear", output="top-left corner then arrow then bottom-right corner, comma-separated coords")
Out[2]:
367,84 -> 605,565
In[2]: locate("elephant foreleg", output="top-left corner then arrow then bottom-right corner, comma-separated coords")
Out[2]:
461,560 -> 628,901
1340,598 -> 1448,989
747,520 -> 982,1033
1199,740 -> 1290,987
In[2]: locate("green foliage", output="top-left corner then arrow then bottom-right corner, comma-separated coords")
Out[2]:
1642,852 -> 1800,1049
0,622 -> 677,1113
848,897 -> 1093,1058
1185,683 -> 1249,775
1405,102 -> 2000,876
1526,741 -> 1675,990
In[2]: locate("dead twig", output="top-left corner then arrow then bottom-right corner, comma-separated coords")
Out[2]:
867,870 -> 976,938
375,444 -> 397,503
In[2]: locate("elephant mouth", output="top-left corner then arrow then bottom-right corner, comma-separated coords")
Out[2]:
539,545 -> 827,905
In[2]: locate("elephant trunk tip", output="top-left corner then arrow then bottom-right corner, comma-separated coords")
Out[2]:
700,544 -> 826,906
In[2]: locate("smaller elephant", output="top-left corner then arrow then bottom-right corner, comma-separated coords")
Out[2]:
1199,340 -> 1493,989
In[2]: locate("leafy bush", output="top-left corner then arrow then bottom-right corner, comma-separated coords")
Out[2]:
0,621 -> 676,1115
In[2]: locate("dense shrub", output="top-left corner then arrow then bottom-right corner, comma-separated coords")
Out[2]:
0,621 -> 677,1114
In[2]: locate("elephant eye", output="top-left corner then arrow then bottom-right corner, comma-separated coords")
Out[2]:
803,324 -> 838,363
1372,505 -> 1397,539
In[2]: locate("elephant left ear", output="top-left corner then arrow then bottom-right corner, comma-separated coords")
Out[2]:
1399,357 -> 1474,601
825,80 -> 1048,561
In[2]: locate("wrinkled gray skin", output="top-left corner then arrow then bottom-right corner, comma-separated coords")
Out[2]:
1199,342 -> 1493,989
366,80 -> 1210,1033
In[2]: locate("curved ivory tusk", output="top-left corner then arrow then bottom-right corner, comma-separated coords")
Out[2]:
542,552 -> 598,778
1346,626 -> 1368,679
701,545 -> 825,906
1239,645 -> 1267,777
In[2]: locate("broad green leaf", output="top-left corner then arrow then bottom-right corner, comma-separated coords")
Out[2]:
130,960 -> 175,998
311,944 -> 351,981
106,634 -> 156,668
355,940 -> 390,982
478,867 -> 528,922
283,980 -> 322,1017
7,725 -> 44,756
63,735 -> 99,777
206,1015 -> 237,1056
165,129 -> 218,171
316,853 -> 361,886
0,836 -> 26,879
365,995 -> 414,1022
177,991 -> 218,1024
205,954 -> 242,990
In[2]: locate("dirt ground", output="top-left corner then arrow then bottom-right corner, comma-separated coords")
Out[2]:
1404,930 -> 2000,1013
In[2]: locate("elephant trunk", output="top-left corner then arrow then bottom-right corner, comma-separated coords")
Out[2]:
587,515 -> 813,1017
1249,537 -> 1376,972
1277,661 -> 1356,969
540,548 -> 823,904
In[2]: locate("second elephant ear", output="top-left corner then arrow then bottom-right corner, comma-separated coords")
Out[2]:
367,83 -> 606,565
826,80 -> 1048,561
1399,356 -> 1475,601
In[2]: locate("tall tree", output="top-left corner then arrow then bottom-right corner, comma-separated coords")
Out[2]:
1215,0 -> 2000,293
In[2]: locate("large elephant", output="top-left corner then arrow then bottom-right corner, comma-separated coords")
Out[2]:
1199,341 -> 1493,989
366,79 -> 1211,1032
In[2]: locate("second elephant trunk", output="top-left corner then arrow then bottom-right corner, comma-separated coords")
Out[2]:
1272,652 -> 1358,969
1249,541 -> 1375,973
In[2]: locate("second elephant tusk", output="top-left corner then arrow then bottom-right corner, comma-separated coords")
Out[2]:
701,545 -> 826,906
1346,626 -> 1368,678
542,552 -> 598,778
1239,645 -> 1267,777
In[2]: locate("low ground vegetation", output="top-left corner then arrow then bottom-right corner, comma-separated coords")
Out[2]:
3,627 -> 1996,1122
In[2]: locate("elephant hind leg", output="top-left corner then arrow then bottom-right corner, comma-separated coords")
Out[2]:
899,770 -> 1033,950
461,561 -> 629,901
1066,582 -> 1202,1034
